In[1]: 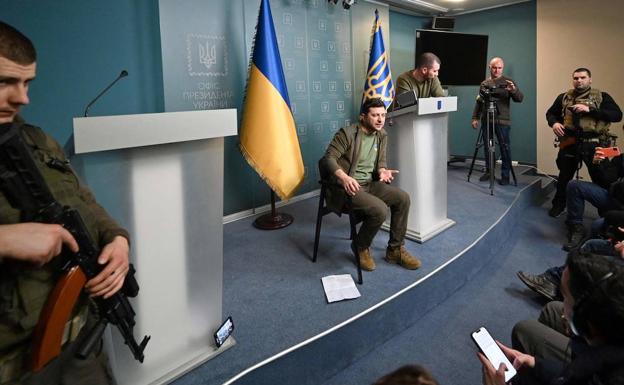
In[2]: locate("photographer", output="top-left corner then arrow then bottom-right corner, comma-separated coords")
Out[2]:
546,68 -> 622,218
471,57 -> 523,185
480,251 -> 624,385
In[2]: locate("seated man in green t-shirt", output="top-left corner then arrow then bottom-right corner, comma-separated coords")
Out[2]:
319,98 -> 421,271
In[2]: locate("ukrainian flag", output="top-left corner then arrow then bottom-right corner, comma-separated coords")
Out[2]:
361,10 -> 394,110
240,0 -> 304,200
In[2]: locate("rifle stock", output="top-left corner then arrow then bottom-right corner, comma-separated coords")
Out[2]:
557,135 -> 576,150
30,266 -> 87,371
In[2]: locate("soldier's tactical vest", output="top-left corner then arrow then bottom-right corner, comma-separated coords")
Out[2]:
562,88 -> 611,136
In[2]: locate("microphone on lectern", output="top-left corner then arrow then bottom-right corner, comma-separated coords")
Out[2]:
83,70 -> 129,117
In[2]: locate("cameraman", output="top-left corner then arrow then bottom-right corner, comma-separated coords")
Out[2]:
471,57 -> 523,185
546,68 -> 622,218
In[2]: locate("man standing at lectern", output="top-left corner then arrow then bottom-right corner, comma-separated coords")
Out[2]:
471,57 -> 523,185
0,21 -> 129,384
395,52 -> 445,99
319,98 -> 421,272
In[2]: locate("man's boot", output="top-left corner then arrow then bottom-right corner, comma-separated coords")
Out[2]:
385,246 -> 421,270
351,243 -> 376,271
563,223 -> 587,251
516,271 -> 560,301
548,202 -> 566,218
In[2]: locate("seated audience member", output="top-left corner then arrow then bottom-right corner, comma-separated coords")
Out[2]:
511,301 -> 573,375
518,210 -> 624,301
372,364 -> 439,385
479,250 -> 624,385
562,147 -> 624,251
319,98 -> 420,271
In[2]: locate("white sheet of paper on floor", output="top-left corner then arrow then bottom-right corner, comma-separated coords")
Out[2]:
321,274 -> 361,303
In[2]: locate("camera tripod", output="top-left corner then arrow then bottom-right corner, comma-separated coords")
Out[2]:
467,97 -> 517,195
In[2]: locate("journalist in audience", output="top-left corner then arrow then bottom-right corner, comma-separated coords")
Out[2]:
517,210 -> 624,301
560,146 -> 624,252
479,250 -> 624,385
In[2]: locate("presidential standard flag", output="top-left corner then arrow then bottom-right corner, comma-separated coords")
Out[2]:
361,10 -> 394,110
239,0 -> 304,200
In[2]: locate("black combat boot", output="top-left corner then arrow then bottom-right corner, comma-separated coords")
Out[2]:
562,223 -> 587,251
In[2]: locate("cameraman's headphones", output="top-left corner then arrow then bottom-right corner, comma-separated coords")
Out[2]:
569,271 -> 615,337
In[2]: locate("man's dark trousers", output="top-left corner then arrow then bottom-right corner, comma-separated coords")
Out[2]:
483,123 -> 511,179
553,141 -> 601,207
350,181 -> 410,249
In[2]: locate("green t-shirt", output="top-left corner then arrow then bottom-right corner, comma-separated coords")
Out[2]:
395,70 -> 445,98
353,132 -> 378,183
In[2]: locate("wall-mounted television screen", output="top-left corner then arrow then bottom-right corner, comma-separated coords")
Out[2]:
415,30 -> 488,86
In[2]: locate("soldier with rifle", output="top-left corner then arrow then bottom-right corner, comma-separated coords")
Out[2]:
547,68 -> 622,218
0,21 -> 147,384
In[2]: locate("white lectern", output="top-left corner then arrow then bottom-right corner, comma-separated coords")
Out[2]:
73,109 -> 237,384
385,97 -> 457,242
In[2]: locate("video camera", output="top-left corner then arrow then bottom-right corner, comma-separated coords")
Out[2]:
479,84 -> 507,101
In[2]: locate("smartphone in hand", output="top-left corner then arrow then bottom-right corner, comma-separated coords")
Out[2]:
472,327 -> 517,382
601,147 -> 621,158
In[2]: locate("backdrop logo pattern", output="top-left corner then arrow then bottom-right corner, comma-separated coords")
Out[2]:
186,34 -> 228,77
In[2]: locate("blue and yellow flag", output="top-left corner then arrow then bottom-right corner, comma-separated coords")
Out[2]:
361,10 -> 394,110
240,0 -> 304,200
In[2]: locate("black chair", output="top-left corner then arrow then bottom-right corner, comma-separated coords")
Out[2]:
312,180 -> 363,284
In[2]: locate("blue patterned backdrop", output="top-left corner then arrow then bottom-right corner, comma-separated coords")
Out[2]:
159,0 -> 388,214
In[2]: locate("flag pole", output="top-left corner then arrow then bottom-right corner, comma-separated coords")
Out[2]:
240,0 -> 304,229
253,190 -> 294,229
